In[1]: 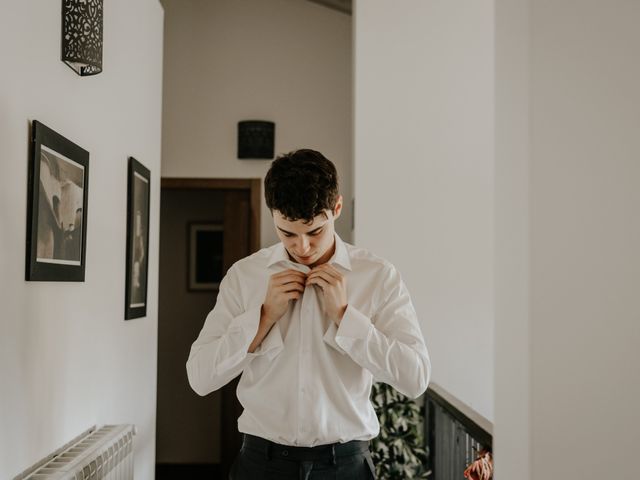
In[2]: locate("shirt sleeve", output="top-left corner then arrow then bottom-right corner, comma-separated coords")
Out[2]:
186,266 -> 284,396
332,265 -> 431,399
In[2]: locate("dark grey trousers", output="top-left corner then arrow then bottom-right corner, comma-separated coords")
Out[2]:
229,434 -> 377,480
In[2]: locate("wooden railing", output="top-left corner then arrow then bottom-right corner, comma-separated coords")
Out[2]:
424,383 -> 493,479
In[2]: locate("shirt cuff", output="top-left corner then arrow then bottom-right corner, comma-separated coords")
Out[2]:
334,304 -> 373,350
249,322 -> 284,360
323,322 -> 347,355
233,305 -> 283,361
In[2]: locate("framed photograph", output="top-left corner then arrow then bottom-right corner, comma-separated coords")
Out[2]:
188,223 -> 223,291
26,120 -> 89,281
125,157 -> 150,320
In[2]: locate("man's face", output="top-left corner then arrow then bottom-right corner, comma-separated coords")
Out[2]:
273,196 -> 342,268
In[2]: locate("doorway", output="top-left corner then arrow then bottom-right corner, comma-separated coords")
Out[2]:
156,178 -> 261,479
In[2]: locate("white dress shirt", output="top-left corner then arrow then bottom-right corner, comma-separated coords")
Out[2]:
186,233 -> 431,447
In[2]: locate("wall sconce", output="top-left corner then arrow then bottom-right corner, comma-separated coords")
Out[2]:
238,121 -> 275,159
61,0 -> 104,76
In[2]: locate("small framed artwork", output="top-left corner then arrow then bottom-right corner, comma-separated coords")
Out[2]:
188,223 -> 223,291
26,120 -> 89,281
125,157 -> 151,320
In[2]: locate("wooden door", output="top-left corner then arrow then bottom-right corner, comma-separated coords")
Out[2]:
157,178 -> 260,479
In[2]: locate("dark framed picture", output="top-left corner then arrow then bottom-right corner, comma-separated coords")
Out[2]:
125,157 -> 151,320
188,223 -> 223,291
26,120 -> 89,281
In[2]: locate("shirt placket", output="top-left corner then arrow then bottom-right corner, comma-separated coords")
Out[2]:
297,283 -> 314,442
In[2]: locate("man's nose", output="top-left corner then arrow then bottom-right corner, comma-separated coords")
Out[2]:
298,236 -> 310,252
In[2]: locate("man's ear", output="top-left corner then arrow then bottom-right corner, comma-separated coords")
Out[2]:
332,195 -> 343,220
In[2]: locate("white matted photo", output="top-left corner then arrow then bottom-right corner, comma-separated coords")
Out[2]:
37,145 -> 85,265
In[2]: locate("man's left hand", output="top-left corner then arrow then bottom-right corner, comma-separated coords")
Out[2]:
306,264 -> 348,325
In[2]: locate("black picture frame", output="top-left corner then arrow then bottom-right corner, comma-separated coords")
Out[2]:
188,222 -> 223,291
124,157 -> 151,320
26,120 -> 89,281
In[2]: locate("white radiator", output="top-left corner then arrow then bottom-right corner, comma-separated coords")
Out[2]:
13,424 -> 136,480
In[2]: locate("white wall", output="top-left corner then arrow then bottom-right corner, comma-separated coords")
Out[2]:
528,1 -> 640,478
355,1 -> 640,478
496,1 -> 640,479
494,0 -> 531,477
0,1 -> 164,479
160,0 -> 353,247
353,0 -> 495,422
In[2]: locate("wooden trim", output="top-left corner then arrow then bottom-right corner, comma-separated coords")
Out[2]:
249,178 -> 262,253
161,178 -> 256,190
161,177 -> 262,254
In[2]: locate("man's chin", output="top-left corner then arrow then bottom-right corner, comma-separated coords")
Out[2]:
286,250 -> 315,264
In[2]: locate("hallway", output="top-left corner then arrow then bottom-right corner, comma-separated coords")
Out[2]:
2,1 -> 639,479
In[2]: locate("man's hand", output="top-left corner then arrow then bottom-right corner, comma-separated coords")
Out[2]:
249,269 -> 307,353
262,269 -> 307,326
306,264 -> 348,325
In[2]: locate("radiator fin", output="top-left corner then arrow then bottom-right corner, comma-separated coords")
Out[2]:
13,424 -> 135,480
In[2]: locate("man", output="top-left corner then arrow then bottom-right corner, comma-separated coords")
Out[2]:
187,149 -> 431,479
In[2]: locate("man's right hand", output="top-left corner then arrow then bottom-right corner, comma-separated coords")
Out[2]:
248,269 -> 307,354
262,269 -> 307,325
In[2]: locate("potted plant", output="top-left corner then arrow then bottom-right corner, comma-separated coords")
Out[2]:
371,382 -> 431,479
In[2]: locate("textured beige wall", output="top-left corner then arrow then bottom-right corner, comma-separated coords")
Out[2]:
494,0 -> 531,477
529,1 -> 640,478
160,0 -> 353,248
495,0 -> 640,478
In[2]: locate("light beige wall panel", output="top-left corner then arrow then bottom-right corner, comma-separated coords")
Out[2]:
161,0 -> 353,247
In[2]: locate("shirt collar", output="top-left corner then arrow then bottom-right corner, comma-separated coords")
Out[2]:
267,233 -> 352,272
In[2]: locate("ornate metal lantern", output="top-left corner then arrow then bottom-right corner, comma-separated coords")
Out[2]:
61,0 -> 104,76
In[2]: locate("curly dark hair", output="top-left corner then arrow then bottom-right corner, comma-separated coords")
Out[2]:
264,149 -> 339,223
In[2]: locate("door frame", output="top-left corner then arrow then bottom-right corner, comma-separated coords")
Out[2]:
161,177 -> 261,254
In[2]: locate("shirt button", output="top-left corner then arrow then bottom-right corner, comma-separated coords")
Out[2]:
282,450 -> 289,457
